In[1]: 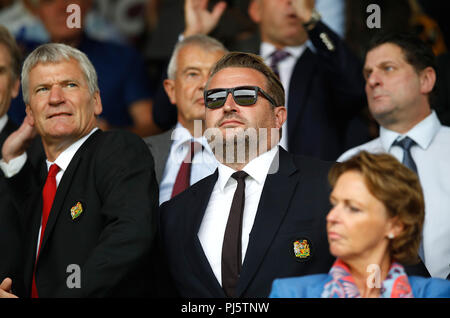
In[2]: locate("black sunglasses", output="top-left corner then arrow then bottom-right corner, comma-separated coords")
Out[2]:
204,86 -> 278,109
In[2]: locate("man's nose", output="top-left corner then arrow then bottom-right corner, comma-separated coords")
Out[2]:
49,85 -> 65,105
222,91 -> 239,113
366,70 -> 381,88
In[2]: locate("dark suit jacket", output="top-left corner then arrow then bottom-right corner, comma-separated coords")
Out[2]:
0,118 -> 22,288
6,129 -> 159,297
144,128 -> 174,184
159,147 -> 336,297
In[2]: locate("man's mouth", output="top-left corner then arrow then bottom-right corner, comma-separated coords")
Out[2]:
195,98 -> 205,106
219,120 -> 244,128
48,112 -> 72,119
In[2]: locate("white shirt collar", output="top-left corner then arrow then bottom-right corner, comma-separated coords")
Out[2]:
380,111 -> 441,151
216,145 -> 279,192
260,42 -> 306,61
171,122 -> 213,156
0,114 -> 8,133
46,127 -> 98,172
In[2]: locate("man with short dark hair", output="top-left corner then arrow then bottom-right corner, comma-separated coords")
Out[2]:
160,52 -> 335,297
339,33 -> 450,280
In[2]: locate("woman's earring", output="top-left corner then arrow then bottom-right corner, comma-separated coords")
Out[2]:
388,233 -> 395,239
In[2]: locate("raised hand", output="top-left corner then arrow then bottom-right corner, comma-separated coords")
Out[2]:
1,114 -> 37,163
183,0 -> 227,37
292,0 -> 315,23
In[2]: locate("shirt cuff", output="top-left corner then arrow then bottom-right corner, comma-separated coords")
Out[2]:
0,152 -> 27,178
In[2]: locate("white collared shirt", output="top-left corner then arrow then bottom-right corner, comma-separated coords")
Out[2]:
260,43 -> 306,151
0,114 -> 8,134
159,123 -> 218,205
198,145 -> 279,286
338,111 -> 450,279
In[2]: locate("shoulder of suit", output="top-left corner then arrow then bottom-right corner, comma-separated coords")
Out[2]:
85,130 -> 151,157
409,276 -> 450,297
291,153 -> 335,172
271,274 -> 330,297
143,129 -> 174,148
337,138 -> 383,162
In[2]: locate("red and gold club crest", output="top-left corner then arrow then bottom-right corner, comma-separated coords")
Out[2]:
293,239 -> 310,259
70,202 -> 83,220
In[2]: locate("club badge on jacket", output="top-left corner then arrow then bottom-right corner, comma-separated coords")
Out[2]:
293,238 -> 312,262
70,201 -> 83,220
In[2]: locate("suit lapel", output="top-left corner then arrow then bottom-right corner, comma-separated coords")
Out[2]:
183,170 -> 225,297
237,148 -> 300,296
148,129 -> 173,183
287,48 -> 316,148
39,130 -> 101,255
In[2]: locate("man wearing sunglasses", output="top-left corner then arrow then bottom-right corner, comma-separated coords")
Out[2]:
144,35 -> 227,205
159,52 -> 335,297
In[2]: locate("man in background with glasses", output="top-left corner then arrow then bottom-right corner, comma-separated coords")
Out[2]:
159,52 -> 335,297
144,35 -> 226,205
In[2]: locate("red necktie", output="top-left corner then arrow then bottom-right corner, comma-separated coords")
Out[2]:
31,163 -> 60,298
171,141 -> 201,198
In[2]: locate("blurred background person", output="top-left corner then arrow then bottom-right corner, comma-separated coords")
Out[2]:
0,24 -> 23,296
1,0 -> 158,137
151,0 -> 369,161
339,33 -> 450,279
270,151 -> 450,298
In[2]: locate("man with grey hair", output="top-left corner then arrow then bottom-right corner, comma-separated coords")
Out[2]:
0,43 -> 158,298
145,34 -> 227,204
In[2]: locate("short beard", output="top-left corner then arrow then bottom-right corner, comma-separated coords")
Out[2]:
205,126 -> 278,168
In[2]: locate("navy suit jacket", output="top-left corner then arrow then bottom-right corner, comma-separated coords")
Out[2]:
159,148 -> 336,297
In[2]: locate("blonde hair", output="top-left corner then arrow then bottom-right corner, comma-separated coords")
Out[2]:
328,151 -> 424,265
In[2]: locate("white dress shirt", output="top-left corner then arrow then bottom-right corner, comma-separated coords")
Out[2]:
159,123 -> 218,205
338,111 -> 450,279
0,128 -> 98,257
260,43 -> 306,151
198,145 -> 279,286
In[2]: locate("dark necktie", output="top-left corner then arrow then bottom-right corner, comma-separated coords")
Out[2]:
393,137 -> 425,261
32,163 -> 60,298
393,137 -> 418,174
171,141 -> 201,198
269,50 -> 290,79
221,170 -> 248,298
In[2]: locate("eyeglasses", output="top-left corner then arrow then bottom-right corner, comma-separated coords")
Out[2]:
204,86 -> 278,109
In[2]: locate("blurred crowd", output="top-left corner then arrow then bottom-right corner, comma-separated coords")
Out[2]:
1,0 -> 449,144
